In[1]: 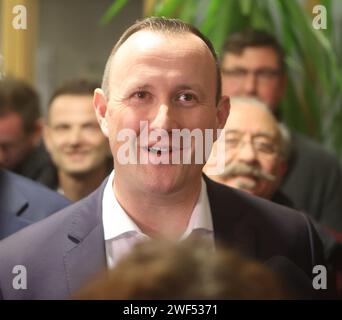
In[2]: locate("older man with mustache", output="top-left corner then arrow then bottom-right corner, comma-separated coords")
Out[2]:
205,96 -> 291,203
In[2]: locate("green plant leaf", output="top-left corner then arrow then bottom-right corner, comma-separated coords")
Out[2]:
152,0 -> 184,17
100,0 -> 130,26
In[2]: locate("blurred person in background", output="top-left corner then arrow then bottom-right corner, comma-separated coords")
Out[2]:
0,77 -> 51,181
42,79 -> 112,201
221,29 -> 342,234
204,96 -> 290,205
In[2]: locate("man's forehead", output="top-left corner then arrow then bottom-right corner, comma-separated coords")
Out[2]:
52,94 -> 93,105
222,46 -> 280,65
113,30 -> 211,63
226,105 -> 279,134
0,111 -> 23,125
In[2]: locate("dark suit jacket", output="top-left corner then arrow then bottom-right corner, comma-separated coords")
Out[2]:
0,176 -> 325,299
0,169 -> 70,240
280,132 -> 342,232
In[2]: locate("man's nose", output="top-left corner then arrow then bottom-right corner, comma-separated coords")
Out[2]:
69,128 -> 82,146
149,103 -> 177,132
236,140 -> 258,163
243,72 -> 258,95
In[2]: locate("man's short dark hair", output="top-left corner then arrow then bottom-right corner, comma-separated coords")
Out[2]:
48,78 -> 100,108
221,29 -> 286,73
102,16 -> 222,105
0,77 -> 41,133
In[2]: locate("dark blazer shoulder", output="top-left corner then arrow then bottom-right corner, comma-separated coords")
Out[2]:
204,176 -> 324,276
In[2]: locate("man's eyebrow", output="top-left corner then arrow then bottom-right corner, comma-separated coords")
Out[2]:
225,130 -> 276,139
253,132 -> 276,140
175,84 -> 196,90
130,84 -> 153,90
174,84 -> 205,92
226,130 -> 242,135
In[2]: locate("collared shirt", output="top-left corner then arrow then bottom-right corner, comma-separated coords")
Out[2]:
102,170 -> 214,268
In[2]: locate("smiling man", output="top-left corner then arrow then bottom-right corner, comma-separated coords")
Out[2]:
42,79 -> 112,201
0,17 -> 327,299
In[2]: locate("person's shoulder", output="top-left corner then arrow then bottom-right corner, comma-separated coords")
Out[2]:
0,182 -> 104,251
0,188 -> 100,268
2,169 -> 68,204
205,175 -> 310,230
0,180 -> 106,299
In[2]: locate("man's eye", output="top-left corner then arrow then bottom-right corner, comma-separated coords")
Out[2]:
254,141 -> 275,154
83,123 -> 99,131
54,125 -> 69,132
226,138 -> 240,147
222,69 -> 247,77
178,93 -> 197,102
134,91 -> 149,99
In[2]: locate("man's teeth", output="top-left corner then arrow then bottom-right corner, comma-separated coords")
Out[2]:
148,146 -> 169,153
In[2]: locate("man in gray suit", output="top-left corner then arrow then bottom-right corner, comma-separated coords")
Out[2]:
0,17 -> 328,299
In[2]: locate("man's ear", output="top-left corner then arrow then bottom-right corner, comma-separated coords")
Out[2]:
216,96 -> 230,130
93,88 -> 109,137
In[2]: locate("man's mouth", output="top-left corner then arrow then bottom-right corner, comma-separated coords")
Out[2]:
147,146 -> 170,155
141,145 -> 184,155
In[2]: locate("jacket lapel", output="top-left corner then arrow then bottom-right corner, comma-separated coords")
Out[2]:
204,175 -> 257,259
63,179 -> 108,295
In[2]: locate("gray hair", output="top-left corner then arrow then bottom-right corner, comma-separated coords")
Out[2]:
229,96 -> 292,160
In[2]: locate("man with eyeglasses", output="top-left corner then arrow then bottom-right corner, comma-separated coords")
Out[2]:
204,97 -> 291,202
220,29 -> 342,234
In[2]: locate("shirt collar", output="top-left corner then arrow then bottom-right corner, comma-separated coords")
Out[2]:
103,171 -> 143,241
102,170 -> 213,241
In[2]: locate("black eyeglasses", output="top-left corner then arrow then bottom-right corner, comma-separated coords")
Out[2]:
222,67 -> 282,83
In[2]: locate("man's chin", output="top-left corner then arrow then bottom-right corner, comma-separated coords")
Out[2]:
63,167 -> 93,177
135,165 -> 187,195
227,176 -> 255,188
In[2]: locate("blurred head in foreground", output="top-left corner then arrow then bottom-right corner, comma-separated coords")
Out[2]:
75,239 -> 288,299
204,97 -> 290,199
